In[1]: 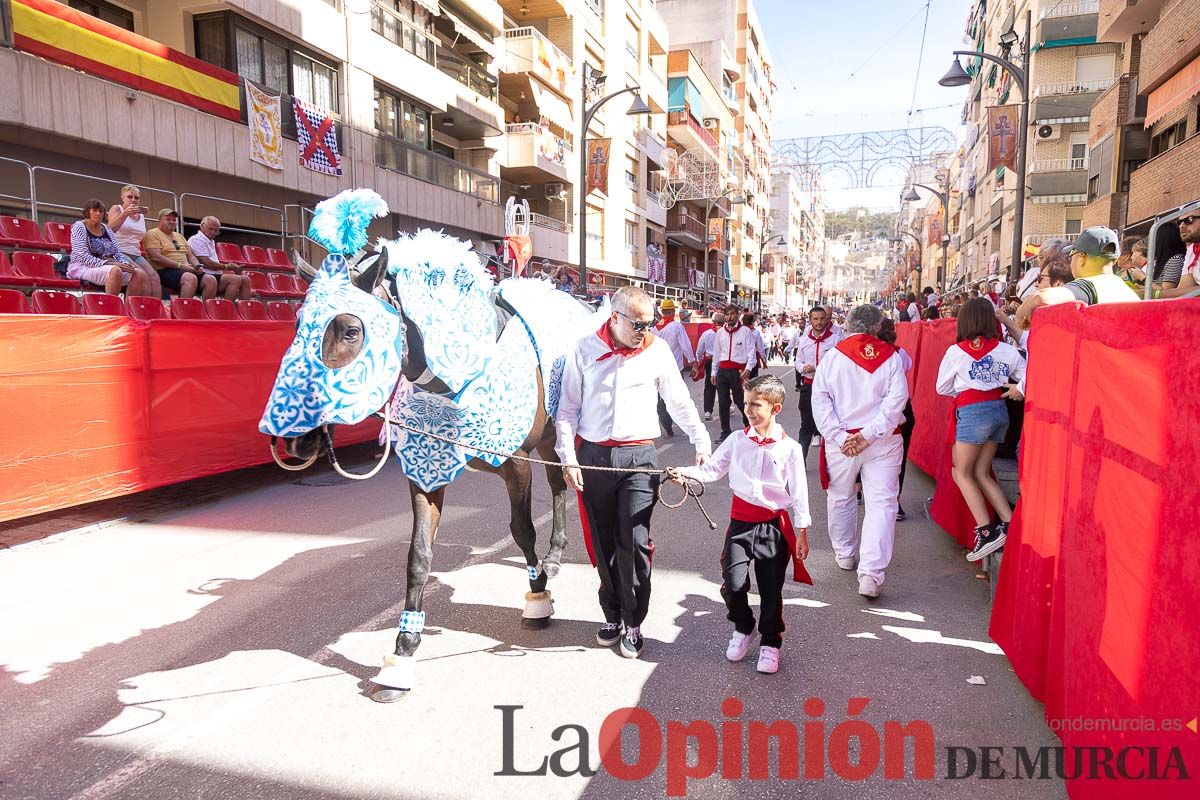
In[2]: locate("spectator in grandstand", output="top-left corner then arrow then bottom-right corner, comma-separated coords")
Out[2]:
187,216 -> 252,302
67,199 -> 155,297
107,185 -> 162,298
144,209 -> 216,300
1154,212 -> 1200,299
1016,226 -> 1138,331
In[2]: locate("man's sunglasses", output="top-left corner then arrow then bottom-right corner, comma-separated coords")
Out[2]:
1178,216 -> 1199,226
617,310 -> 653,332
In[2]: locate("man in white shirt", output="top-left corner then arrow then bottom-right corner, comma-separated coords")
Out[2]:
787,306 -> 843,462
693,311 -> 724,420
1156,213 -> 1200,298
710,305 -> 759,442
186,216 -> 252,301
743,312 -> 769,379
555,287 -> 711,658
812,304 -> 909,599
653,299 -> 696,437
779,319 -> 797,362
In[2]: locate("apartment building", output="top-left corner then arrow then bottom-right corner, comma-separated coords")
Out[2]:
768,162 -> 825,312
1083,0 -> 1200,234
899,155 -> 953,291
656,0 -> 775,308
954,0 -> 1123,283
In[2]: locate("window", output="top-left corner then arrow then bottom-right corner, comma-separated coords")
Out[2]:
68,0 -> 134,31
1150,120 -> 1187,158
371,0 -> 436,63
374,85 -> 431,150
625,221 -> 637,248
235,26 -> 289,94
293,53 -> 337,112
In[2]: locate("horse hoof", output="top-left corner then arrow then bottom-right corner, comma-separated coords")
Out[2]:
542,562 -> 560,580
371,687 -> 409,703
521,615 -> 552,630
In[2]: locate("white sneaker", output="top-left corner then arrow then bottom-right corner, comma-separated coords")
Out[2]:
835,555 -> 858,570
703,412 -> 713,421
857,575 -> 880,598
756,646 -> 780,674
726,631 -> 752,662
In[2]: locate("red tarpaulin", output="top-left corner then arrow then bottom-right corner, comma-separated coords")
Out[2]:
0,316 -> 379,523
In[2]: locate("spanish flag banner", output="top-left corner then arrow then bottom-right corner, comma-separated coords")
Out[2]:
11,0 -> 241,122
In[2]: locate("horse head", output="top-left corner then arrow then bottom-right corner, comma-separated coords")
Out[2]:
259,190 -> 404,475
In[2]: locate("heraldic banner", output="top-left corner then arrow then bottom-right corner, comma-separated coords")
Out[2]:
247,81 -> 282,170
586,138 -> 611,195
293,98 -> 343,176
987,105 -> 1019,172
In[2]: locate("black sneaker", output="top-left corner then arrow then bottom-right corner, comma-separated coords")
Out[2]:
896,505 -> 907,521
596,622 -> 622,647
620,626 -> 644,659
966,522 -> 1007,562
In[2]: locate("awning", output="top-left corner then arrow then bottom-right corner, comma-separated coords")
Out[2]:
414,0 -> 440,15
1147,52 -> 1200,128
441,8 -> 496,59
526,79 -> 573,134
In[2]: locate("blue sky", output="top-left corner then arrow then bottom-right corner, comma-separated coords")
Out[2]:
757,0 -> 972,210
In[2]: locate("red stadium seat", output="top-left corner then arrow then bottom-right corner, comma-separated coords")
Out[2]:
267,301 -> 297,322
241,245 -> 273,268
126,296 -> 169,322
170,297 -> 206,320
215,242 -> 247,267
237,299 -> 269,320
246,270 -> 285,298
204,298 -> 238,321
0,251 -> 36,288
0,216 -> 59,250
11,252 -> 80,289
266,248 -> 295,272
269,272 -> 306,299
0,288 -> 30,313
81,293 -> 126,316
42,221 -> 73,250
31,290 -> 81,315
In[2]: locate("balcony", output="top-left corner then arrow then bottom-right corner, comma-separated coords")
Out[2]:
531,212 -> 571,261
666,211 -> 706,247
1031,157 -> 1090,173
1139,0 -> 1200,94
1126,132 -> 1200,223
1098,0 -> 1165,43
1033,77 -> 1117,122
638,127 -> 668,169
504,123 -> 573,183
1030,158 -> 1090,197
532,212 -> 571,233
1024,234 -> 1082,246
437,50 -> 498,102
502,27 -> 573,97
1037,2 -> 1099,47
375,134 -> 499,204
371,5 -> 437,66
666,110 -> 718,155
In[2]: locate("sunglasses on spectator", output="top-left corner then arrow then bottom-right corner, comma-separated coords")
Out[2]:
1178,216 -> 1199,226
616,310 -> 653,332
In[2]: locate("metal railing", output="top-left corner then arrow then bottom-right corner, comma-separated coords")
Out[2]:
375,134 -> 499,204
1032,157 -> 1089,172
667,213 -> 706,240
1041,1 -> 1098,19
371,5 -> 437,65
1034,77 -> 1117,97
438,49 -> 498,101
0,156 -> 35,218
532,213 -> 571,232
1023,233 -> 1081,245
666,110 -> 718,150
29,166 -> 178,226
179,193 -> 285,249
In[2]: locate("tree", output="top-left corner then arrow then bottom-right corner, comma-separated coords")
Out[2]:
825,207 -> 898,240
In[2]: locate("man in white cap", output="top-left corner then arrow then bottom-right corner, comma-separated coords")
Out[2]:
811,304 -> 909,599
653,298 -> 695,437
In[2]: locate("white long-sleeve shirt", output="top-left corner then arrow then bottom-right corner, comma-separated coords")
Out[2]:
694,325 -> 718,361
790,326 -> 844,382
711,324 -> 759,370
553,326 -> 711,465
675,425 -> 811,528
653,317 -> 695,369
811,336 -> 909,448
935,338 -> 1027,397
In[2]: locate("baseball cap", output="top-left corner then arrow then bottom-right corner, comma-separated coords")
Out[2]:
157,208 -> 178,219
1063,226 -> 1119,260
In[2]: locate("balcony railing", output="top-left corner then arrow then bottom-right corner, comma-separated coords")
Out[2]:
375,134 -> 499,204
666,110 -> 718,151
583,0 -> 604,17
438,51 -> 498,101
503,27 -> 573,94
532,213 -> 571,233
625,172 -> 639,191
1032,157 -> 1089,172
507,123 -> 572,168
1023,233 -> 1081,245
1034,78 -> 1117,97
667,213 -> 706,241
371,5 -> 437,65
1041,1 -> 1098,19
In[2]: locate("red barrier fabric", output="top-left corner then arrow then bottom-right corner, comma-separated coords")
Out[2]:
0,316 -> 379,523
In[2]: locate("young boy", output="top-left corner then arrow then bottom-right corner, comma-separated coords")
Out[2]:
670,374 -> 811,674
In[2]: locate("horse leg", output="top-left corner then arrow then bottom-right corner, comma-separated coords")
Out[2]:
500,455 -> 554,628
371,482 -> 445,700
534,436 -> 568,580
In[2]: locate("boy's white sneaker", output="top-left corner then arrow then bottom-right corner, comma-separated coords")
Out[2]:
756,646 -> 780,674
726,631 -> 752,662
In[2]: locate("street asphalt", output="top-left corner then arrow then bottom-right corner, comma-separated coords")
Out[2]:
0,366 -> 1065,800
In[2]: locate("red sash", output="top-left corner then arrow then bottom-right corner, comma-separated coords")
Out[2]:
835,334 -> 896,373
595,322 -> 655,361
730,496 -> 812,585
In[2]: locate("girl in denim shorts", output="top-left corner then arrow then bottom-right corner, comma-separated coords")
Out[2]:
935,298 -> 1027,562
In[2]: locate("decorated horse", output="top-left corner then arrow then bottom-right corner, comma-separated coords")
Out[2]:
259,189 -> 605,699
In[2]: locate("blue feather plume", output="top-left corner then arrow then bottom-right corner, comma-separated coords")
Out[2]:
308,189 -> 389,255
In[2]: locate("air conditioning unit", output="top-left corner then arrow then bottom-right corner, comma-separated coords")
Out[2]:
702,118 -> 719,129
1036,124 -> 1061,141
544,182 -> 567,200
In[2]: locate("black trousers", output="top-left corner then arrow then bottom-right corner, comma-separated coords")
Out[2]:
578,441 -> 659,628
721,519 -> 791,648
702,358 -> 716,414
898,399 -> 916,493
716,367 -> 748,436
796,382 -> 819,463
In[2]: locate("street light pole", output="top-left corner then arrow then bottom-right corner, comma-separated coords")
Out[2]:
942,10 -> 1030,283
904,181 -> 950,289
891,230 -> 922,293
757,234 -> 784,314
579,65 -> 651,292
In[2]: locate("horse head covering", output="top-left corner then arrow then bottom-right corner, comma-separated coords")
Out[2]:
259,189 -> 404,437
